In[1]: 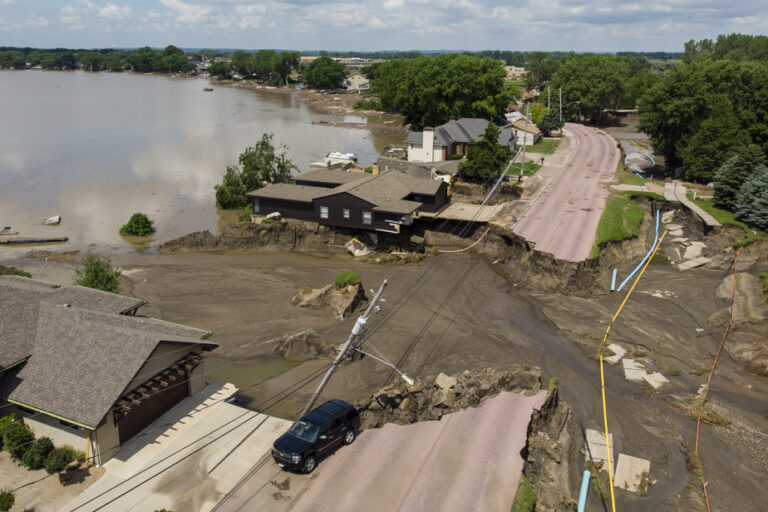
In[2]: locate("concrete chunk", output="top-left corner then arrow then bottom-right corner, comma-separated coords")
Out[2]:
678,257 -> 711,271
642,372 -> 670,389
669,229 -> 684,237
661,211 -> 675,223
585,429 -> 615,468
622,358 -> 647,381
435,372 -> 457,390
614,454 -> 651,494
683,241 -> 707,260
604,343 -> 626,364
665,223 -> 683,230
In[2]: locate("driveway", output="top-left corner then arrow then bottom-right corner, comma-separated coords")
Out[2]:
214,390 -> 547,512
512,123 -> 619,261
59,382 -> 290,512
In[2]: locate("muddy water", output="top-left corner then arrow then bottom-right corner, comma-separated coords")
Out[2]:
0,71 -> 390,257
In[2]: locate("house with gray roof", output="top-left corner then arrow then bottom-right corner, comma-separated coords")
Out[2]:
0,276 -> 217,464
406,118 -> 516,163
247,168 -> 448,233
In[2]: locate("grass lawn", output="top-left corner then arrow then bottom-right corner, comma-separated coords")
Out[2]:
618,190 -> 665,201
512,475 -> 536,512
523,137 -> 561,154
687,194 -> 766,247
591,197 -> 645,258
616,161 -> 647,186
510,162 -> 542,176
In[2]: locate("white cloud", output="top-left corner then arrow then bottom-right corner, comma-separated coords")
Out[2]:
98,3 -> 131,20
61,5 -> 79,24
147,9 -> 163,18
235,4 -> 266,15
25,16 -> 49,28
159,0 -> 213,24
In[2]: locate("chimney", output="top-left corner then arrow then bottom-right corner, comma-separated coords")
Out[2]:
423,127 -> 434,162
371,164 -> 380,175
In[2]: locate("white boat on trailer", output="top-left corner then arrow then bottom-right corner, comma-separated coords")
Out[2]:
42,215 -> 61,225
310,152 -> 358,168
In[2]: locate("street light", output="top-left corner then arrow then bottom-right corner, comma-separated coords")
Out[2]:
352,347 -> 414,386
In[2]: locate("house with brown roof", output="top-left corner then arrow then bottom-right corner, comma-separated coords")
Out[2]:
247,169 -> 448,233
0,276 -> 217,464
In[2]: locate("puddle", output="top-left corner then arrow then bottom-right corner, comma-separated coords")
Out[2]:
206,355 -> 303,420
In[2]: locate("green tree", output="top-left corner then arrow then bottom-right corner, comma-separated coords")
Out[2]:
734,165 -> 768,230
215,133 -> 297,208
713,145 -> 766,211
74,252 -> 122,294
273,51 -> 300,85
119,213 -> 155,236
0,489 -> 14,512
524,52 -> 560,90
208,61 -> 231,79
538,107 -> 564,136
128,46 -> 156,72
253,49 -> 277,80
304,56 -> 346,89
677,96 -> 747,182
2,421 -> 34,460
231,50 -> 253,77
458,122 -> 511,181
371,54 -> 518,130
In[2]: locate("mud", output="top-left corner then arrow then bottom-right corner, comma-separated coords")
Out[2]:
290,282 -> 366,319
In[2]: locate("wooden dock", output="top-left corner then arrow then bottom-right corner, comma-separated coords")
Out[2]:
0,237 -> 68,246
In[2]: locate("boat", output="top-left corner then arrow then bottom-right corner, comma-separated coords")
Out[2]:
0,237 -> 68,246
0,226 -> 18,236
203,87 -> 214,92
42,215 -> 61,225
309,152 -> 358,168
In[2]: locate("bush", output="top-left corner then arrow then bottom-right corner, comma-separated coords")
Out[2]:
0,489 -> 14,512
0,415 -> 17,449
0,265 -> 31,278
22,437 -> 53,470
61,444 -> 85,463
44,447 -> 74,474
74,252 -> 121,293
335,271 -> 361,288
3,421 -> 34,460
446,153 -> 464,161
353,98 -> 381,110
238,204 -> 253,222
119,212 -> 155,236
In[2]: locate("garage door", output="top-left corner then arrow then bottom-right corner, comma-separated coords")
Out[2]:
118,370 -> 189,444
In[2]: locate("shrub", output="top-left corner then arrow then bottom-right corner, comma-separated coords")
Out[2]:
353,98 -> 381,110
45,447 -> 74,474
446,153 -> 464,161
0,415 -> 17,449
74,252 -> 121,293
335,271 -> 361,288
0,489 -> 14,512
119,212 -> 155,236
22,437 -> 54,470
0,265 -> 31,278
238,204 -> 253,222
60,444 -> 85,463
3,421 -> 34,460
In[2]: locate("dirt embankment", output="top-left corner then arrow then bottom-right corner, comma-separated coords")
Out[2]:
450,181 -> 522,205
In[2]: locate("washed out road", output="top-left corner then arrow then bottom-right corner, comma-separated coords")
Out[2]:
214,391 -> 546,512
513,123 -> 619,261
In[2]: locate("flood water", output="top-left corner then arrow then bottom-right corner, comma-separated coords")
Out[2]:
0,71 -> 390,256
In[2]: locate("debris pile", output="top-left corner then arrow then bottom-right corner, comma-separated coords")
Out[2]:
291,283 -> 366,319
274,328 -> 335,362
355,366 -> 542,428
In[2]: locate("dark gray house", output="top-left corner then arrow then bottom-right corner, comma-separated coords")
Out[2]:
247,169 -> 448,234
0,276 -> 216,464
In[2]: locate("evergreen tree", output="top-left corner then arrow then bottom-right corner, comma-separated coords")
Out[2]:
713,145 -> 766,211
74,252 -> 121,293
734,165 -> 768,231
458,122 -> 511,181
538,108 -> 564,136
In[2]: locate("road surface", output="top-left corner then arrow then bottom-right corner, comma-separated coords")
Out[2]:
214,391 -> 546,512
513,123 -> 619,261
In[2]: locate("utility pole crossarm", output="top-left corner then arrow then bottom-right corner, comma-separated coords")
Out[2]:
300,279 -> 388,417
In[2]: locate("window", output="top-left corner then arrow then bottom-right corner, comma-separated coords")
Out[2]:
320,206 -> 329,219
253,198 -> 260,214
343,209 -> 350,219
362,211 -> 372,225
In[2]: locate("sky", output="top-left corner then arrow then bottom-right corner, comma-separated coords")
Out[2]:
0,0 -> 766,52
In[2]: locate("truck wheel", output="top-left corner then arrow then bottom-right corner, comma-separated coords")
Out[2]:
303,455 -> 316,473
344,429 -> 355,445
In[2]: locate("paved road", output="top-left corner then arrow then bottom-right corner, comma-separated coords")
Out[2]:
215,391 -> 546,512
513,123 -> 619,262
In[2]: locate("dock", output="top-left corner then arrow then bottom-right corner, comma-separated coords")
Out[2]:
0,237 -> 69,246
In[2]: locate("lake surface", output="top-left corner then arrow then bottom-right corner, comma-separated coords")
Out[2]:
0,71 -> 390,256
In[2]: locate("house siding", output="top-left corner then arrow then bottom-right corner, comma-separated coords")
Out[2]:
314,193 -> 378,230
254,197 -> 316,222
406,182 -> 448,213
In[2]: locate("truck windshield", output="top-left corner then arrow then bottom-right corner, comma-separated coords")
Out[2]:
289,420 -> 319,442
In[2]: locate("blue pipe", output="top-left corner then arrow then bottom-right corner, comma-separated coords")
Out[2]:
610,269 -> 617,292
578,470 -> 591,512
617,209 -> 660,292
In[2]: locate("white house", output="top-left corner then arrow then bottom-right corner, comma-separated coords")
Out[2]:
406,118 -> 516,163
503,117 -> 542,146
345,74 -> 369,91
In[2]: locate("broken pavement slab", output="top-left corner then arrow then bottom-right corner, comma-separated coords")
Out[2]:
585,429 -> 615,468
661,211 -> 675,223
642,372 -> 670,390
678,256 -> 711,271
614,453 -> 651,494
682,241 -> 707,260
622,358 -> 647,382
604,343 -> 626,364
664,223 -> 683,231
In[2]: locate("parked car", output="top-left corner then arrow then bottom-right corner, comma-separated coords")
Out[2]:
271,399 -> 360,473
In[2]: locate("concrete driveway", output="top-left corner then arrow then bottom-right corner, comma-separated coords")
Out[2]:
214,390 -> 547,512
513,123 -> 619,261
60,382 -> 290,512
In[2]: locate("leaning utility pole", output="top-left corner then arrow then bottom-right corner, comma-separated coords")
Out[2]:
559,88 -> 563,122
300,279 -> 388,416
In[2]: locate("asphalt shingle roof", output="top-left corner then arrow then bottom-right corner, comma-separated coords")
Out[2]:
406,118 -> 515,148
293,169 -> 365,186
246,183 -> 335,202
